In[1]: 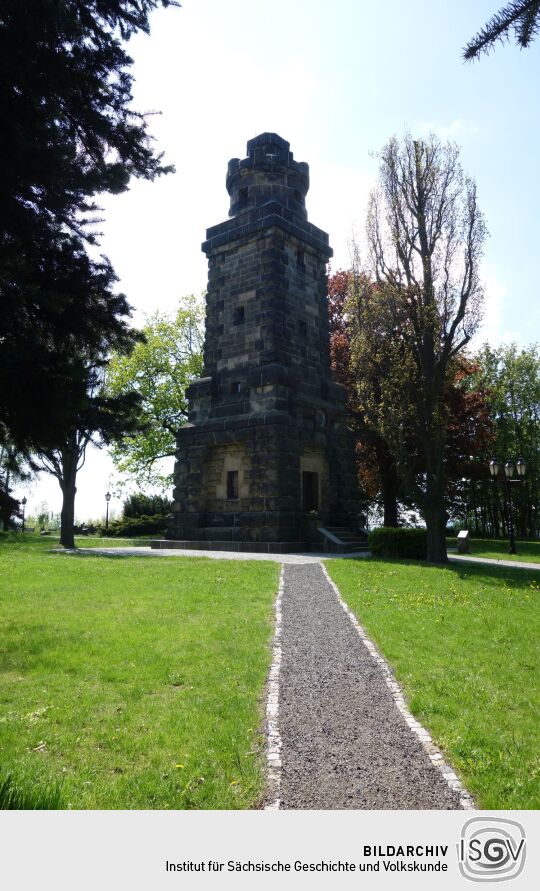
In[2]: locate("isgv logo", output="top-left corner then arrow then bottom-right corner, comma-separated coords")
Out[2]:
458,817 -> 526,882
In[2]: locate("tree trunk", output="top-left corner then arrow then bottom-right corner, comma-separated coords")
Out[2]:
424,500 -> 448,563
423,448 -> 448,564
382,481 -> 399,527
2,465 -> 10,531
379,445 -> 400,527
59,444 -> 78,549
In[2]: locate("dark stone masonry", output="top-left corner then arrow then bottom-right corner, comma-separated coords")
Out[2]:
163,133 -> 362,552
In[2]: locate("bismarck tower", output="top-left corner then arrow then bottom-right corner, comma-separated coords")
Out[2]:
163,134 -> 363,552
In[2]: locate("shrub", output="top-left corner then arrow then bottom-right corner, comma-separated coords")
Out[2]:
368,526 -> 427,560
123,493 -> 172,519
99,514 -> 169,538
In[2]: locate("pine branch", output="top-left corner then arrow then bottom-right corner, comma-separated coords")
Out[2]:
463,1 -> 540,59
517,0 -> 540,43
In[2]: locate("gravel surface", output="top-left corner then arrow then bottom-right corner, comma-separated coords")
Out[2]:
278,562 -> 462,809
449,554 -> 540,571
56,547 -> 370,564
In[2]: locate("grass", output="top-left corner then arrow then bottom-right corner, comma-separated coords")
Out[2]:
449,537 -> 540,564
0,768 -> 63,809
326,556 -> 540,809
0,532 -> 278,809
34,533 -> 155,548
71,535 -> 155,548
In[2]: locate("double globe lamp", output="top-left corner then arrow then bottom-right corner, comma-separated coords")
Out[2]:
488,458 -> 526,555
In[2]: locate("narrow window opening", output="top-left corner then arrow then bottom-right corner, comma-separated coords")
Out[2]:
296,249 -> 305,270
302,471 -> 319,512
233,305 -> 245,325
238,187 -> 248,206
227,470 -> 239,500
230,381 -> 241,394
298,319 -> 307,337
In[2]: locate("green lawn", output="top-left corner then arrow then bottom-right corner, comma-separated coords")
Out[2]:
35,534 -> 155,548
449,537 -> 540,564
326,557 -> 540,809
0,533 -> 278,809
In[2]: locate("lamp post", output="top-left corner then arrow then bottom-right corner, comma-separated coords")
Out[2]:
21,496 -> 27,533
488,458 -> 526,554
105,491 -> 111,532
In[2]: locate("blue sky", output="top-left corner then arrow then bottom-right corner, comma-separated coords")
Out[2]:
25,0 -> 540,520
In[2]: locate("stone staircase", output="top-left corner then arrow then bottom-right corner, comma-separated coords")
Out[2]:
317,525 -> 369,554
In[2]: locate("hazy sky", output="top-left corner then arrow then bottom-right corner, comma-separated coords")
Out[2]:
23,0 -> 540,522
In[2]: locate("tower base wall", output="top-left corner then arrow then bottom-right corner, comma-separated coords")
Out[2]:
167,409 -> 360,545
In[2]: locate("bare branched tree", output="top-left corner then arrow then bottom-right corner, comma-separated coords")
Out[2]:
365,133 -> 486,562
464,1 -> 540,60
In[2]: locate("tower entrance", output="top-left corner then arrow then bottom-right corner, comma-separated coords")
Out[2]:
302,472 -> 319,512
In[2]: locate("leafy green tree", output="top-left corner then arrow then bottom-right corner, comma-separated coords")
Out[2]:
35,503 -> 52,532
328,270 -> 404,526
0,430 -> 31,530
465,343 -> 540,538
329,269 -> 494,533
363,134 -> 486,563
123,492 -> 172,518
26,250 -> 145,549
31,369 -> 142,549
0,489 -> 21,533
106,297 -> 204,489
464,2 -> 540,60
0,0 -> 176,450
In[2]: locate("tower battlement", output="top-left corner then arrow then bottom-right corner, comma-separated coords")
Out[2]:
226,132 -> 309,220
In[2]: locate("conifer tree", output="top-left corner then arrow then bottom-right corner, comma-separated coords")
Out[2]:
0,0 -> 177,449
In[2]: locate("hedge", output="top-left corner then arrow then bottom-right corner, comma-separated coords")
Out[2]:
123,493 -> 172,519
368,526 -> 427,560
98,514 -> 169,538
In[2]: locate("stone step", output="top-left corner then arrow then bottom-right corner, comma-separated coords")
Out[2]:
325,529 -> 368,541
320,525 -> 369,553
151,539 -> 309,554
330,532 -> 364,539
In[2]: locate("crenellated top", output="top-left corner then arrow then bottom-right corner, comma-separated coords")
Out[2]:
226,133 -> 309,220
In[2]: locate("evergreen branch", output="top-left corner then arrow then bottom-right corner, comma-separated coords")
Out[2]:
517,0 -> 540,43
464,1 -> 540,59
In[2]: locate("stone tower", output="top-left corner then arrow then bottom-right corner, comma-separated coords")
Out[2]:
165,133 -> 362,551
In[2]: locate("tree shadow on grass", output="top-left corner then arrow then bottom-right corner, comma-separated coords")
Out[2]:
342,555 -> 540,592
51,548 -> 150,560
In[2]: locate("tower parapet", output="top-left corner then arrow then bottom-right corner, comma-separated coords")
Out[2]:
226,133 -> 309,219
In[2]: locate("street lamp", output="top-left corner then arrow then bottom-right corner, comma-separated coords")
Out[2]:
105,491 -> 111,532
488,458 -> 526,554
21,496 -> 27,533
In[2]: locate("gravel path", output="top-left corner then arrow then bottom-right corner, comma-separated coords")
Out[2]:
278,562 -> 463,809
449,554 -> 540,571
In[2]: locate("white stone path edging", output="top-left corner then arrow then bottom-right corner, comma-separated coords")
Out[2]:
264,565 -> 284,810
319,562 -> 476,811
